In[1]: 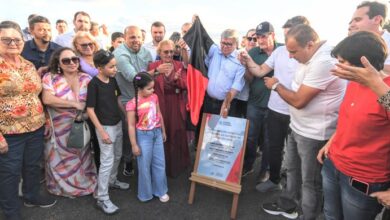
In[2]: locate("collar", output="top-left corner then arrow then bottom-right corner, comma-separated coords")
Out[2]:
28,39 -> 57,52
124,43 -> 142,54
218,48 -> 239,58
305,40 -> 329,65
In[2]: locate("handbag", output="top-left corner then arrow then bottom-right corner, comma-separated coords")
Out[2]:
67,110 -> 91,149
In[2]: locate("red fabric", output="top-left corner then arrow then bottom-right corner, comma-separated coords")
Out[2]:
226,147 -> 244,184
148,61 -> 190,177
187,64 -> 209,125
329,78 -> 390,183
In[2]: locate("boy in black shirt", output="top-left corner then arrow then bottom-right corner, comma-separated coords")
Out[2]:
87,50 -> 129,215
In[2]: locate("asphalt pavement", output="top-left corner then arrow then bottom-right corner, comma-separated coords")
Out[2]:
4,149 -> 318,220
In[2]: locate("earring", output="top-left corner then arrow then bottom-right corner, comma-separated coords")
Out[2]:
57,66 -> 61,74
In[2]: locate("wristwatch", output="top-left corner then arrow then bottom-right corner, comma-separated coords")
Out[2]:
154,68 -> 159,75
271,82 -> 280,91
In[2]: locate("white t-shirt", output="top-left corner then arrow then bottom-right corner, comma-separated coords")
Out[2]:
54,31 -> 75,48
265,46 -> 299,115
144,41 -> 158,61
289,42 -> 346,141
382,30 -> 390,65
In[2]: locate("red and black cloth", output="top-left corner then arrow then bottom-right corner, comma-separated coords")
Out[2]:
183,17 -> 214,126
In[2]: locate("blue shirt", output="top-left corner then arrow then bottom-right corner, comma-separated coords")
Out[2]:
205,44 -> 245,100
113,43 -> 152,104
21,40 -> 62,70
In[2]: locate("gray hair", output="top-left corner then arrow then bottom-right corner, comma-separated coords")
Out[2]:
221,29 -> 239,45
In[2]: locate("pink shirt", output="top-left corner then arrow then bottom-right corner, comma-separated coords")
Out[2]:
126,94 -> 161,130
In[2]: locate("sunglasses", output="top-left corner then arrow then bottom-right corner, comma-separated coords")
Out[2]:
163,50 -> 174,55
61,56 -> 80,65
246,37 -> 257,42
79,42 -> 94,49
1,37 -> 23,46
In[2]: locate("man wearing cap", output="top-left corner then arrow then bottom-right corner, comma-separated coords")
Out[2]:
240,16 -> 311,193
259,24 -> 346,220
241,22 -> 282,180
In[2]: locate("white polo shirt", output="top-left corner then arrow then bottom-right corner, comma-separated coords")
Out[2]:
289,42 -> 347,141
382,30 -> 390,65
265,46 -> 299,115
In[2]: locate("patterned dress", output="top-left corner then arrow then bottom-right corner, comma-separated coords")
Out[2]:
42,72 -> 97,197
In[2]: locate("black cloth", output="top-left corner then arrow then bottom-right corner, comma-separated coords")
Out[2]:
86,77 -> 122,125
21,40 -> 62,70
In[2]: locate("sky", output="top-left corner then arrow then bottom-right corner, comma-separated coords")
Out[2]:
0,0 -> 387,45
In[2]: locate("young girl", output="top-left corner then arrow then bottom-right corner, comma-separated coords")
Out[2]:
126,72 -> 169,203
87,49 -> 129,214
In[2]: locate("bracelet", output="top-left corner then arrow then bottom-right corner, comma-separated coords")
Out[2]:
271,82 -> 280,91
377,90 -> 390,110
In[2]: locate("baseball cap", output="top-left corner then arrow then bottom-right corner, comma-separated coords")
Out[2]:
255,21 -> 274,35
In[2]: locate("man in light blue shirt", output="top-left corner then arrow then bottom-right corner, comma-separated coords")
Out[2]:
113,25 -> 153,105
204,29 -> 245,117
113,25 -> 153,177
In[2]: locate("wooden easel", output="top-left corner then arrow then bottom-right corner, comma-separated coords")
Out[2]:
188,114 -> 249,219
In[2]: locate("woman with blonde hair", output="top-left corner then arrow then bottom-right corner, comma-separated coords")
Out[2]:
72,31 -> 99,77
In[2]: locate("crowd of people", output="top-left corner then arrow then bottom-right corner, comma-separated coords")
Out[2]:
0,1 -> 389,220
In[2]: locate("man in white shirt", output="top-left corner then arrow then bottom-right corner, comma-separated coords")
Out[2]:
55,11 -> 91,48
349,1 -> 390,73
144,21 -> 165,61
239,16 -> 310,191
261,24 -> 346,220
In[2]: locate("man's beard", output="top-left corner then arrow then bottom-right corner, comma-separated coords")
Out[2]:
40,36 -> 51,44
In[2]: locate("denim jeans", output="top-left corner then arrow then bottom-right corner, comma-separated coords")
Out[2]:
267,109 -> 290,183
136,128 -> 168,202
277,130 -> 326,220
96,122 -> 123,201
322,158 -> 389,220
243,104 -> 269,172
0,127 -> 44,220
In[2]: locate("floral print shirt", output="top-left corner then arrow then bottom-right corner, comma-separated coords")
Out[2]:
0,56 -> 45,137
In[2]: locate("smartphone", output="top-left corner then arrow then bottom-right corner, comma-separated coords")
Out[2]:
350,178 -> 369,195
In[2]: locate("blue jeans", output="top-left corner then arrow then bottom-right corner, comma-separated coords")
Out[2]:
243,104 -> 269,172
322,158 -> 389,220
136,128 -> 168,202
0,127 -> 44,220
277,130 -> 326,220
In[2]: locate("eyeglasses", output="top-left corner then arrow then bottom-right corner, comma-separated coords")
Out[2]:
221,41 -> 234,47
162,50 -> 174,55
60,56 -> 80,65
79,42 -> 94,49
0,37 -> 23,46
246,37 -> 257,42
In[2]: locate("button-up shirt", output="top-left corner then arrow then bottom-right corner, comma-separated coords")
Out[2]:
113,43 -> 153,104
21,39 -> 62,70
205,44 -> 245,100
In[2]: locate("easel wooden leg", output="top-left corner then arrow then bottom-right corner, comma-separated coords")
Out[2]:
230,193 -> 239,219
188,181 -> 196,204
